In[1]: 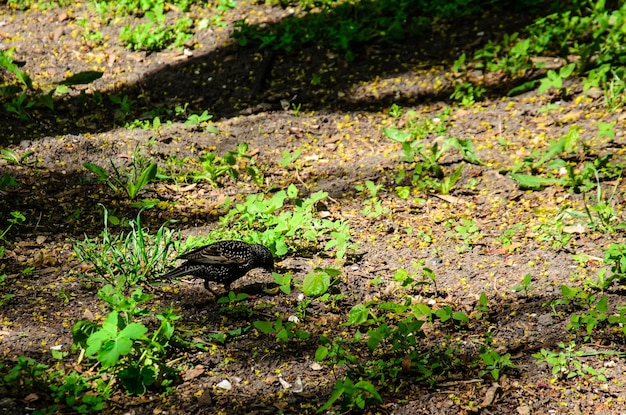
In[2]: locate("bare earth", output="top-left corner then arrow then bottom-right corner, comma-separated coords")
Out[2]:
1,2 -> 626,414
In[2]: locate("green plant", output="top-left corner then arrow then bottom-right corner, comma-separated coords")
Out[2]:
73,206 -> 179,288
83,154 -> 157,200
0,355 -> 48,392
216,291 -> 252,317
384,110 -> 478,194
580,171 -> 624,233
387,103 -> 403,118
475,291 -> 490,320
73,285 -> 182,395
0,49 -> 101,119
392,260 -> 437,292
0,173 -> 17,191
497,223 -> 526,248
0,355 -> 106,413
355,180 -> 390,218
450,81 -> 485,106
1,148 -> 34,164
278,149 -> 303,168
109,95 -> 134,124
587,243 -> 626,290
318,376 -> 382,412
0,211 -> 25,243
301,267 -> 341,297
537,63 -> 576,95
253,318 -> 310,343
447,218 -> 481,252
512,273 -> 535,296
221,184 -> 353,260
533,341 -> 608,381
120,4 -> 193,52
567,295 -> 608,340
477,347 -> 515,381
192,143 -> 262,186
273,271 -> 292,295
48,371 -> 107,413
603,70 -> 626,112
183,110 -> 219,133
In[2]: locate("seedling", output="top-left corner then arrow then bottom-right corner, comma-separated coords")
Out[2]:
83,155 -> 158,200
512,273 -> 535,296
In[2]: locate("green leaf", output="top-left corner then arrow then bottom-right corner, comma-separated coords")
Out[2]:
383,127 -> 412,142
354,380 -> 382,403
510,173 -> 560,189
346,304 -> 369,325
276,328 -> 289,342
302,271 -> 331,297
315,345 -> 329,361
451,138 -> 482,165
253,320 -> 275,334
72,320 -> 100,348
83,162 -> 109,181
317,379 -> 347,413
58,71 -> 103,86
119,365 -> 157,395
395,186 -> 411,199
377,302 -> 408,313
0,50 -> 33,89
0,173 -> 17,189
127,162 -> 157,198
411,303 -> 433,319
85,312 -> 148,368
596,296 -> 608,313
452,311 -> 470,323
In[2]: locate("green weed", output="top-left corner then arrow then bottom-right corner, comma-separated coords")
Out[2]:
533,341 -> 609,382
83,148 -> 158,199
73,206 -> 179,288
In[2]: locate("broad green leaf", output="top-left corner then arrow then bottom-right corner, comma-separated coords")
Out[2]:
354,380 -> 382,402
510,173 -> 560,189
377,302 -> 408,313
383,127 -> 412,142
315,345 -> 328,361
412,303 -> 433,318
253,320 -> 274,334
287,183 -> 299,198
346,304 -> 369,325
452,311 -> 470,323
302,271 -> 330,297
58,71 -> 103,86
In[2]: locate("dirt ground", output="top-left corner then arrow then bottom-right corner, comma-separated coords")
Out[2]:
2,1 -> 626,414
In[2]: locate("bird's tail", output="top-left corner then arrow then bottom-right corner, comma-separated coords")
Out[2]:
159,266 -> 189,280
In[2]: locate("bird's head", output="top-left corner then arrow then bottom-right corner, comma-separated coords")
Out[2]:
253,244 -> 275,272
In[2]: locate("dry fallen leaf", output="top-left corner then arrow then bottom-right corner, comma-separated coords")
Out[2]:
562,224 -> 587,234
434,194 -> 465,204
183,365 -> 205,381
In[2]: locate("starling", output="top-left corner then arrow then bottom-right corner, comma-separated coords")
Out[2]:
160,240 -> 274,294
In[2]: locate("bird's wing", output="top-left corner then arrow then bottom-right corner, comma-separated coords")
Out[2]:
179,244 -> 247,265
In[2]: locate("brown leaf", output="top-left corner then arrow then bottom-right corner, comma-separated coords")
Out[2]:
182,365 -> 205,381
23,393 -> 39,403
434,194 -> 465,204
562,224 -> 587,234
165,183 -> 197,192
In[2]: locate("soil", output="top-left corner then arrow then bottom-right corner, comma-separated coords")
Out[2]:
1,1 -> 626,414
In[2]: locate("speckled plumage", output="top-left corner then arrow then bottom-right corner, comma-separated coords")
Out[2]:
160,240 -> 274,292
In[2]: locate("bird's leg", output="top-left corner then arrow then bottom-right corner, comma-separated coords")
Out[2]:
203,280 -> 221,298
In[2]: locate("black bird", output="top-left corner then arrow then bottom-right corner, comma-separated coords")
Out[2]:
160,240 -> 274,294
